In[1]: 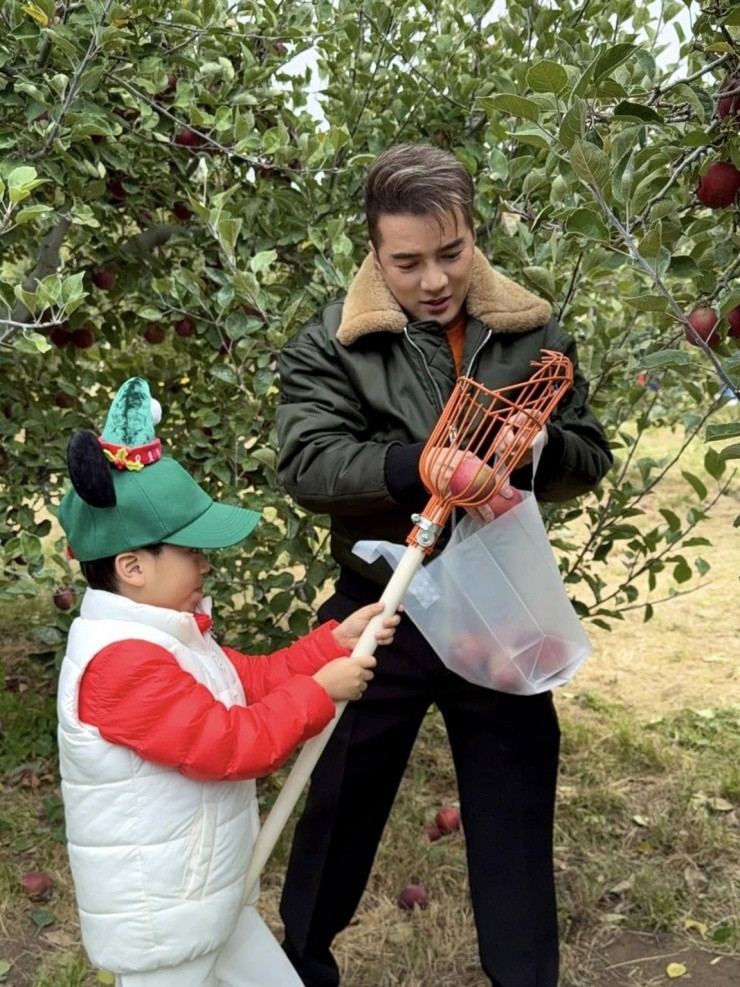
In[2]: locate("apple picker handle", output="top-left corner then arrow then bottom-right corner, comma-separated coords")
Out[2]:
241,544 -> 425,906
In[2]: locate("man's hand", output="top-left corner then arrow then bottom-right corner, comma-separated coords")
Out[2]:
494,412 -> 548,468
332,601 -> 401,651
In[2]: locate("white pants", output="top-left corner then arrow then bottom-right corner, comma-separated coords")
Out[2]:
114,906 -> 302,987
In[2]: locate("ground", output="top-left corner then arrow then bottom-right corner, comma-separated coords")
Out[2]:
1,431 -> 738,986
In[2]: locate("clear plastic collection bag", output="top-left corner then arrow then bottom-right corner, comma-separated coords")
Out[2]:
354,490 -> 591,696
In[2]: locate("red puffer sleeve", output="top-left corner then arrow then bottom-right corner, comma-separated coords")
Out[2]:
221,620 -> 351,703
78,639 -> 336,781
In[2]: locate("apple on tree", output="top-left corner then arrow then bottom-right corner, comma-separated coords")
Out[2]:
695,162 -> 740,209
685,308 -> 720,349
53,587 -> 75,610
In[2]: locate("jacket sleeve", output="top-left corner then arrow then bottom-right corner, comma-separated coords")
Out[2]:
276,322 -> 400,516
512,321 -> 613,501
222,620 -> 350,703
78,639 -> 336,781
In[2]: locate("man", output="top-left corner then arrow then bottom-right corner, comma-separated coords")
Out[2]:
275,144 -> 612,987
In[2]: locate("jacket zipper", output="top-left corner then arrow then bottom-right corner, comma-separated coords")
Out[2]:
463,328 -> 492,378
403,326 -> 446,414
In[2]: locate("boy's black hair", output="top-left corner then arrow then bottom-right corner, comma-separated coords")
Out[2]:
79,543 -> 165,594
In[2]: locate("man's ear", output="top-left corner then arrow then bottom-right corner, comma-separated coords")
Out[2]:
115,552 -> 146,588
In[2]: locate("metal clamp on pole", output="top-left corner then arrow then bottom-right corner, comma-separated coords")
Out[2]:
410,513 -> 443,548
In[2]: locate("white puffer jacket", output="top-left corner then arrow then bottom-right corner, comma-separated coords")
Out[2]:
57,590 -> 261,974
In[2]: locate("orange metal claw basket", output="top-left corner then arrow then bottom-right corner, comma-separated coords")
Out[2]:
409,349 -> 574,551
241,349 -> 574,905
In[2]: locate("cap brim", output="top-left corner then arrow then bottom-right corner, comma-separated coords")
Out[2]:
163,501 -> 261,550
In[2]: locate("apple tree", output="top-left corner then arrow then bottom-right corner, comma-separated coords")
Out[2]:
0,0 -> 738,663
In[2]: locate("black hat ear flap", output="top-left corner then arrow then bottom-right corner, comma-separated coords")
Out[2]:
67,431 -> 117,508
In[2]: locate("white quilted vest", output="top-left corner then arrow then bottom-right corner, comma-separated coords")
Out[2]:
57,589 -> 261,974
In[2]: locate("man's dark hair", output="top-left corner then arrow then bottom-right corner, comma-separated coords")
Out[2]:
79,543 -> 165,594
365,143 -> 476,248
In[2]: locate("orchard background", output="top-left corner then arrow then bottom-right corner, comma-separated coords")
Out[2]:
0,0 -> 739,984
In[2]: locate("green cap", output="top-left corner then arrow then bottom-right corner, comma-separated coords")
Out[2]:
58,378 -> 260,562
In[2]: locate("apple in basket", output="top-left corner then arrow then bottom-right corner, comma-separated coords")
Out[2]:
449,456 -> 522,518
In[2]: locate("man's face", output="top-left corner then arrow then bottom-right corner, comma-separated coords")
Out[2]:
371,207 -> 476,327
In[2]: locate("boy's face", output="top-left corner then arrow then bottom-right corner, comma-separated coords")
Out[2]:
125,545 -> 212,612
371,206 -> 475,328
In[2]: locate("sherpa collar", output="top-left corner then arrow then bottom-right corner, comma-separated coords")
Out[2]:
337,247 -> 552,346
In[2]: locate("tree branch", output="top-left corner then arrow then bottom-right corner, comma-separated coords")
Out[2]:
2,216 -> 72,334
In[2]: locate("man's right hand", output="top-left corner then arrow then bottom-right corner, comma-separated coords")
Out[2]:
313,655 -> 377,702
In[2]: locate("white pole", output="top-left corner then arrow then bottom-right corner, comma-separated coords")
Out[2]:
241,543 -> 426,904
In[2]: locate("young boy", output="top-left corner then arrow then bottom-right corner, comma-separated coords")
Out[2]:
56,377 -> 397,987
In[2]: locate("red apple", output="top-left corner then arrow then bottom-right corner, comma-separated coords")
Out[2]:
449,455 -> 497,500
22,871 -> 53,902
53,587 -> 75,610
106,177 -> 127,202
450,455 -> 523,518
696,162 -> 740,209
727,306 -> 740,340
172,201 -> 193,221
718,78 -> 740,120
425,823 -> 442,843
54,391 -> 75,409
50,326 -> 73,348
91,268 -> 116,291
0,447 -> 7,469
398,883 -> 428,910
174,128 -> 203,148
144,323 -> 167,344
72,328 -> 96,349
435,806 -> 461,835
685,307 -> 720,349
174,317 -> 196,337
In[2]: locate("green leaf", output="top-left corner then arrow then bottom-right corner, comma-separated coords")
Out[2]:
210,364 -> 237,385
720,442 -> 740,462
704,447 -> 726,480
643,604 -> 654,623
570,140 -> 610,190
507,126 -> 550,150
479,94 -> 540,123
613,101 -> 664,124
250,250 -> 277,274
558,99 -> 586,149
13,331 -> 51,354
592,43 -> 638,82
640,349 -> 693,368
30,909 -> 55,928
217,216 -> 242,259
673,558 -> 691,584
522,266 -> 555,299
526,60 -> 568,95
706,422 -> 740,442
681,471 -> 707,499
564,208 -> 610,240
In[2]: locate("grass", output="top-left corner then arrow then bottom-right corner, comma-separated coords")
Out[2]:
0,425 -> 738,985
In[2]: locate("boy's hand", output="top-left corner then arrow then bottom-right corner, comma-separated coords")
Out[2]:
332,601 -> 401,651
313,655 -> 377,702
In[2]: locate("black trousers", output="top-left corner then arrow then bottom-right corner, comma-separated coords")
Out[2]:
280,587 -> 561,987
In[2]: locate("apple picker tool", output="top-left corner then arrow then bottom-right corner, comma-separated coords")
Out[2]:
241,349 -> 574,903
